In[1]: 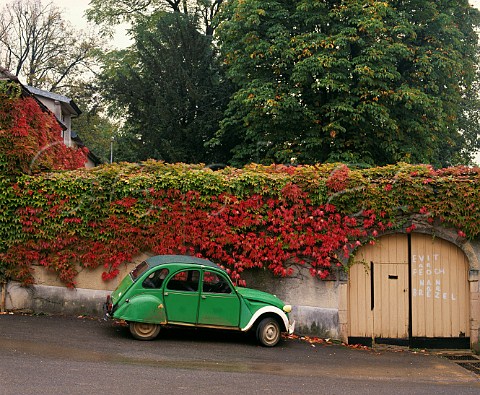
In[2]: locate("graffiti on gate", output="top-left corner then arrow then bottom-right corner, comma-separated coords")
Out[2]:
411,254 -> 456,301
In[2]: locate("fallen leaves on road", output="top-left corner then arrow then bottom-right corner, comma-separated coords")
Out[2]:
284,333 -> 371,350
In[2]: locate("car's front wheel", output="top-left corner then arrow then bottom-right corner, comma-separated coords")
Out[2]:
256,317 -> 281,347
129,322 -> 160,340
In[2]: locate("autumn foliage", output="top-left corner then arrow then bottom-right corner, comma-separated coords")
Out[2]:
0,161 -> 478,288
0,82 -> 87,176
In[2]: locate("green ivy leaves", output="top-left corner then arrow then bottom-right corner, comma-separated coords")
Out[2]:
0,162 -> 478,287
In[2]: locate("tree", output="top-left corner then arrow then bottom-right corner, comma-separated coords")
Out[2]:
86,0 -> 225,36
71,109 -> 117,164
214,0 -> 480,167
86,0 -> 230,164
0,0 -> 103,92
99,11 -> 231,163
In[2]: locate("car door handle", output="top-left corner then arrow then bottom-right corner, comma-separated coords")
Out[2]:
164,292 -> 169,296
201,295 -> 206,299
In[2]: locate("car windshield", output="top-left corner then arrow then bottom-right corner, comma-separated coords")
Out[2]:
130,261 -> 149,281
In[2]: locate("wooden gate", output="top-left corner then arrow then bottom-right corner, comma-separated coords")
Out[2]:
348,233 -> 470,348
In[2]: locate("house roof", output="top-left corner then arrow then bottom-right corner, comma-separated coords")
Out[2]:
0,66 -> 19,82
0,65 -> 100,165
1,66 -> 81,117
0,66 -> 67,130
25,85 -> 82,116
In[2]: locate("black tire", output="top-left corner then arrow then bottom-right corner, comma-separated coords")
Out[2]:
129,322 -> 160,340
256,317 -> 281,347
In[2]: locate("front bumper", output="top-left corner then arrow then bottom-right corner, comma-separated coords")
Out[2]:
288,319 -> 295,335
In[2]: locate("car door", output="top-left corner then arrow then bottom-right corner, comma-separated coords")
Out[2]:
135,268 -> 169,323
114,268 -> 169,324
197,270 -> 240,327
163,269 -> 200,324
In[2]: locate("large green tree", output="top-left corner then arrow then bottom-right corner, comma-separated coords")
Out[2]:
86,0 -> 225,36
100,11 -> 231,163
214,0 -> 480,167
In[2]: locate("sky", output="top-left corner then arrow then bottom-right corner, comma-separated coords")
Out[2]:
55,0 -> 480,47
52,0 -> 480,164
52,0 -> 132,49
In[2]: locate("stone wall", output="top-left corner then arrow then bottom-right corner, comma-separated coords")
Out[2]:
4,232 -> 479,351
4,254 -> 344,339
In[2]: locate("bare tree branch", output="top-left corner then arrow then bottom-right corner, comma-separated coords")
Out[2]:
86,0 -> 224,35
0,0 -> 104,93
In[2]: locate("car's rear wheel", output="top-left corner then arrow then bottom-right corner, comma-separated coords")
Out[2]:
129,322 -> 160,340
256,317 -> 281,347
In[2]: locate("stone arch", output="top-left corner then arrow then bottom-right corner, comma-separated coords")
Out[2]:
411,224 -> 479,279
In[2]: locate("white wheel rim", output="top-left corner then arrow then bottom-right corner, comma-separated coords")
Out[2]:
134,323 -> 157,337
264,323 -> 279,344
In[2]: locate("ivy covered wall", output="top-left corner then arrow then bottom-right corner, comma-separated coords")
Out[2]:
0,161 -> 478,288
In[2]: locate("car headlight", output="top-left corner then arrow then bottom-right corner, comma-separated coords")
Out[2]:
283,304 -> 292,313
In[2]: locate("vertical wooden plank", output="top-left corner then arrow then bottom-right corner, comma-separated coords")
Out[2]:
349,234 -> 409,340
375,240 -> 383,337
373,262 -> 409,338
352,232 -> 469,342
348,261 -> 372,337
432,235 -> 443,337
439,238 -> 452,337
374,263 -> 384,337
349,245 -> 369,337
411,234 -> 428,337
411,234 -> 469,338
371,234 -> 409,339
400,263 -> 408,338
450,241 -> 469,336
385,265 -> 393,337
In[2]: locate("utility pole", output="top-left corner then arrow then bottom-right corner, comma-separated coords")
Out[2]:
110,136 -> 114,164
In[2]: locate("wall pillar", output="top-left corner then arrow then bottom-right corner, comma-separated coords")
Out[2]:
337,281 -> 348,343
469,270 -> 479,352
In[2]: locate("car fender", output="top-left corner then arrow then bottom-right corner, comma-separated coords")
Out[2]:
240,306 -> 289,333
114,294 -> 167,324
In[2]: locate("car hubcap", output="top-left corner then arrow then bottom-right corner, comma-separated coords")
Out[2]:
264,323 -> 278,343
134,323 -> 157,337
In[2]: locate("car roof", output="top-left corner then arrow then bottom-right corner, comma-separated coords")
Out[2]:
145,255 -> 223,270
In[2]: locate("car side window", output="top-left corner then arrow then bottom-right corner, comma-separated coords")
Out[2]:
166,270 -> 200,292
142,268 -> 169,289
203,271 -> 232,294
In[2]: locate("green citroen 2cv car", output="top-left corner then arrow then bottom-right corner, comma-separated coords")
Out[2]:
104,255 -> 295,347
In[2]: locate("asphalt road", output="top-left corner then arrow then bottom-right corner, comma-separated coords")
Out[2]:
0,313 -> 479,395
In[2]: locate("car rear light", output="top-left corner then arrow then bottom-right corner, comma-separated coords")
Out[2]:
105,294 -> 113,313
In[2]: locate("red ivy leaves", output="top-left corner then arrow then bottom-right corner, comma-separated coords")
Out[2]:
326,164 -> 350,193
2,162 -> 478,287
0,95 -> 87,175
5,187 -> 381,287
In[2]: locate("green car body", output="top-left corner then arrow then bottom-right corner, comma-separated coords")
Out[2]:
104,255 -> 295,347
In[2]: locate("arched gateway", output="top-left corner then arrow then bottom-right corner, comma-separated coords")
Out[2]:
348,233 -> 472,348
